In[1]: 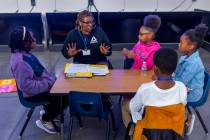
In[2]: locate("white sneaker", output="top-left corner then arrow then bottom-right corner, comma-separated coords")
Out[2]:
40,110 -> 45,116
36,119 -> 57,134
185,114 -> 195,136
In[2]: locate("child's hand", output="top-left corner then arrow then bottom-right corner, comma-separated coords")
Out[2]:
127,51 -> 136,58
122,48 -> 129,56
122,48 -> 136,58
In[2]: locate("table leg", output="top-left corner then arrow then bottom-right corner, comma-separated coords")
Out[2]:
60,96 -> 64,140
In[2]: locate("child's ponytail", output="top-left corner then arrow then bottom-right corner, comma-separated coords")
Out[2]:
184,23 -> 209,49
194,23 -> 208,41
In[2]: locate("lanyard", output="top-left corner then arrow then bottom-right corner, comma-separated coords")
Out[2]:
29,54 -> 43,66
78,31 -> 92,50
157,77 -> 174,81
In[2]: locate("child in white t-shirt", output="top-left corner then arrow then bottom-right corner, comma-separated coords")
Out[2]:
130,48 -> 187,123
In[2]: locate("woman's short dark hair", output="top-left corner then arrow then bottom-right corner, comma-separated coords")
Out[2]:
153,48 -> 178,75
184,23 -> 209,49
9,26 -> 34,53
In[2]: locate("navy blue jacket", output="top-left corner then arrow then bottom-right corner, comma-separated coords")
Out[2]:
61,27 -> 112,64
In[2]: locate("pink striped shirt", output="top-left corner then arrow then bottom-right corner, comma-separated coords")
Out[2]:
131,41 -> 160,70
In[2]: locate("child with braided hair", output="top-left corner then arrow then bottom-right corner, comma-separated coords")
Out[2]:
175,24 -> 209,135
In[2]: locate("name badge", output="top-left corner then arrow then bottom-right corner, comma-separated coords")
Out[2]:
82,50 -> 91,56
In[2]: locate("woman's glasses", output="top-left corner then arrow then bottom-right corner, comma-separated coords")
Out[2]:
81,20 -> 94,25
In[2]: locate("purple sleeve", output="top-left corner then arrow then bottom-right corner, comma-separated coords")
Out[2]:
13,61 -> 56,97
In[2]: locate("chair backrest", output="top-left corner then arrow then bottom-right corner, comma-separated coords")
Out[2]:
16,87 -> 30,108
68,91 -> 105,118
189,71 -> 210,107
142,129 -> 184,140
11,67 -> 48,109
203,71 -> 210,100
123,58 -> 134,69
107,59 -> 114,69
16,87 -> 48,108
133,104 -> 185,140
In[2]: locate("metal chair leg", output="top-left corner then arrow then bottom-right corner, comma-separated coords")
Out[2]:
78,115 -> 83,128
193,107 -> 209,135
19,108 -> 34,139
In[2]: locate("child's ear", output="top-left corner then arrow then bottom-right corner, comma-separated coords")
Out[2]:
153,65 -> 158,74
189,44 -> 196,51
152,66 -> 157,80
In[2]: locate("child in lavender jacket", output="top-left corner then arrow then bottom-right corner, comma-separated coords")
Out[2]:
9,26 -> 67,134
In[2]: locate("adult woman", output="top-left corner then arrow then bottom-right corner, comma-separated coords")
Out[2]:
61,10 -> 112,66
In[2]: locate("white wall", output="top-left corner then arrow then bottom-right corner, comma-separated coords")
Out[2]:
0,0 -> 209,13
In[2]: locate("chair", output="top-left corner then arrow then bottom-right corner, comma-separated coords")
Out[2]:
11,66 -> 59,138
124,58 -> 134,70
118,58 -> 135,104
16,87 -> 59,139
107,59 -> 114,69
187,71 -> 210,135
132,104 -> 185,140
16,88 -> 46,138
68,91 -> 116,140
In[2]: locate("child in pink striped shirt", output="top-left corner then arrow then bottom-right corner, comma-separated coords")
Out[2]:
122,15 -> 161,70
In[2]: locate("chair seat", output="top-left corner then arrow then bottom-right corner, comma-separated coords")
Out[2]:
17,89 -> 49,108
21,99 -> 49,108
187,100 -> 203,107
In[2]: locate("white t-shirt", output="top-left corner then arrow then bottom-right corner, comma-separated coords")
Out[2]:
130,81 -> 187,123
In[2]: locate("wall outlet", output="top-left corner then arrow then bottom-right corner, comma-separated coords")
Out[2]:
31,0 -> 36,6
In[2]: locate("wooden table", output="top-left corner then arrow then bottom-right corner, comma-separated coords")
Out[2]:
50,69 -> 154,140
50,69 -> 154,94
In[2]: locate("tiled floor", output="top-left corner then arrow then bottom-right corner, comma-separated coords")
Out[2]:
0,49 -> 210,140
